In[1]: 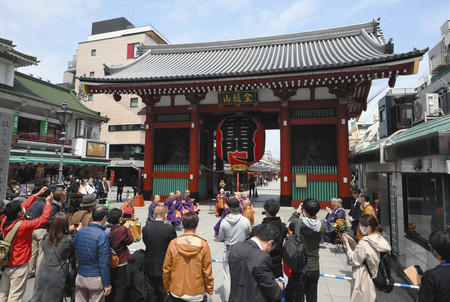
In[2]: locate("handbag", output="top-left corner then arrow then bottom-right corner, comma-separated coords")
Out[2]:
110,247 -> 120,268
52,245 -> 77,299
107,227 -> 120,268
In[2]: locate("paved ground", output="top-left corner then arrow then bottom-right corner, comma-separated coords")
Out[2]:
22,180 -> 417,301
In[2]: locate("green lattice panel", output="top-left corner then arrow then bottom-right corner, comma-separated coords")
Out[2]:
292,180 -> 338,201
153,178 -> 189,196
156,113 -> 190,122
153,165 -> 189,172
199,178 -> 208,196
291,108 -> 336,118
291,165 -> 337,174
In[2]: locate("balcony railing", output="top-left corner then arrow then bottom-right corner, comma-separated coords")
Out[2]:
14,132 -> 72,146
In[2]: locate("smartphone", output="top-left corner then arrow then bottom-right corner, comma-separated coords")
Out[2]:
414,265 -> 424,277
277,277 -> 285,284
74,223 -> 79,228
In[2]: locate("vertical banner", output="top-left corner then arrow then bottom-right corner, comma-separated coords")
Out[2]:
0,111 -> 13,200
110,170 -> 115,187
76,119 -> 85,138
12,114 -> 18,133
40,120 -> 48,140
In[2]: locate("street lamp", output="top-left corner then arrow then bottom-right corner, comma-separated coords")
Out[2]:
56,101 -> 73,184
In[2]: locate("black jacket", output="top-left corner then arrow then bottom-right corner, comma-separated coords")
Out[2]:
142,220 -> 177,277
418,264 -> 450,302
349,199 -> 362,222
262,217 -> 287,278
229,239 -> 282,302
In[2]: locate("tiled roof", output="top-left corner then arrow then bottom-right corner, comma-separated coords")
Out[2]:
0,72 -> 107,120
0,36 -> 38,67
80,18 -> 426,83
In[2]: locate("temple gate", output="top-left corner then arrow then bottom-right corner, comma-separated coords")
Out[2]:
80,18 -> 425,207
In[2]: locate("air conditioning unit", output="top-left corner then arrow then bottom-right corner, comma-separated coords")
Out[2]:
413,93 -> 440,124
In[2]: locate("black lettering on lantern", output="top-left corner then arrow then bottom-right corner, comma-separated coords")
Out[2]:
219,116 -> 258,163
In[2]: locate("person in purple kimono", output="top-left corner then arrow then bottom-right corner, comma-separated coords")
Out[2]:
324,198 -> 346,243
164,192 -> 183,230
216,189 -> 228,217
182,190 -> 199,214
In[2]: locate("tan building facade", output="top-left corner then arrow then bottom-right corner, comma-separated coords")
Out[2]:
62,18 -> 168,185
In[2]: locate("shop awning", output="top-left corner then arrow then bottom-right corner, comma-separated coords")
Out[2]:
9,156 -> 26,163
10,156 -> 109,166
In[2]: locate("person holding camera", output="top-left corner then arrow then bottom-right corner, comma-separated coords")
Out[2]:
286,198 -> 326,302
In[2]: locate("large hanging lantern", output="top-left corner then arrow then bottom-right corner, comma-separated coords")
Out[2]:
216,115 -> 265,165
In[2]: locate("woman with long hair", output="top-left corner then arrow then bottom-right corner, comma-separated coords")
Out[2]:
32,213 -> 78,302
340,214 -> 391,302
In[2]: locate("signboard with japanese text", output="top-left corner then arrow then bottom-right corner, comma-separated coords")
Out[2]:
40,120 -> 48,140
86,141 -> 107,158
76,119 -> 85,138
231,164 -> 249,171
218,90 -> 258,107
216,115 -> 265,165
12,114 -> 18,133
0,112 -> 13,200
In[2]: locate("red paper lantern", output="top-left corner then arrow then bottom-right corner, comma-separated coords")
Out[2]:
216,115 -> 265,165
54,164 -> 58,168
27,163 -> 33,168
76,165 -> 80,169
37,163 -> 41,168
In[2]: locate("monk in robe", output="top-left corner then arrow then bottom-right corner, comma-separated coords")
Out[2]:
164,192 -> 183,229
182,189 -> 199,214
355,192 -> 377,242
215,188 -> 228,217
241,199 -> 254,228
241,191 -> 255,213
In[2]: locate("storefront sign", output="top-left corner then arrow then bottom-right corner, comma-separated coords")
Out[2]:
40,120 -> 48,139
216,115 -> 265,165
76,119 -> 85,138
231,164 -> 249,171
218,90 -> 258,107
86,141 -> 107,158
0,112 -> 13,200
12,114 -> 18,133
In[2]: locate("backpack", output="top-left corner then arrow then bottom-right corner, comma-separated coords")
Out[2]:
282,218 -> 307,273
0,220 -> 23,270
364,252 -> 394,293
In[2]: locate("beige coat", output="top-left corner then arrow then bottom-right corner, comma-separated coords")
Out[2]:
346,233 -> 391,302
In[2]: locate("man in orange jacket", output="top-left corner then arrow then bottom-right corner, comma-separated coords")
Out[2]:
163,212 -> 214,301
0,186 -> 52,301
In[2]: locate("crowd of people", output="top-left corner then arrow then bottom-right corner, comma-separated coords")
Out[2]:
1,179 -> 450,302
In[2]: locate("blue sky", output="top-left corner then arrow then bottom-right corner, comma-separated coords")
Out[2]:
1,0 -> 448,159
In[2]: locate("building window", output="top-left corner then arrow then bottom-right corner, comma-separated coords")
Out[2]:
404,174 -> 450,247
91,49 -> 96,56
88,95 -> 93,101
89,71 -> 95,77
130,98 -> 138,108
108,124 -> 145,132
127,43 -> 140,59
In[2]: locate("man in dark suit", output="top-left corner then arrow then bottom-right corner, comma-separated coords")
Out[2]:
99,177 -> 109,204
142,205 -> 177,302
348,188 -> 362,239
228,223 -> 283,302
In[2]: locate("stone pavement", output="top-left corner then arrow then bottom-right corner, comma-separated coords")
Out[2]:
22,180 -> 417,301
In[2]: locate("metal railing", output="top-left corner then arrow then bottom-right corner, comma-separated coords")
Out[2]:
14,132 -> 72,146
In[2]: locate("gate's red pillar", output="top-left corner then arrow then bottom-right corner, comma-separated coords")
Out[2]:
279,102 -> 292,206
143,111 -> 155,200
336,103 -> 351,200
206,127 -> 214,197
189,106 -> 200,200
